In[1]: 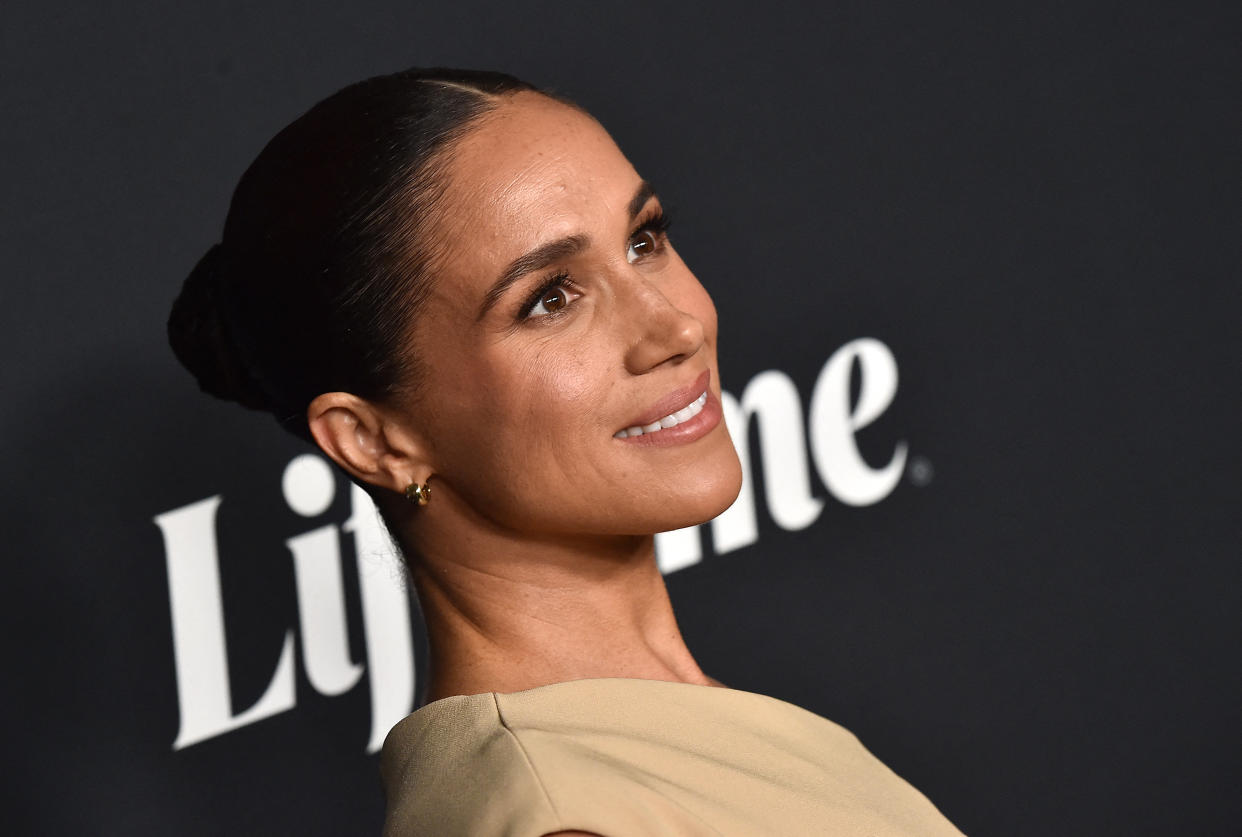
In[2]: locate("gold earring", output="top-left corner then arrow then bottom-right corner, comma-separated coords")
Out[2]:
404,481 -> 430,506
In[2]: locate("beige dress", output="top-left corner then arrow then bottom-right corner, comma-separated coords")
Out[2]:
380,677 -> 964,836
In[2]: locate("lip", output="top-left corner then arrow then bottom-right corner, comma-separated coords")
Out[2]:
615,369 -> 723,447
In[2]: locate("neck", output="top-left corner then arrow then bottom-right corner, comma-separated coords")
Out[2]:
404,499 -> 711,703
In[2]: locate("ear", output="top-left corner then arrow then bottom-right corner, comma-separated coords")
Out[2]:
306,392 -> 432,495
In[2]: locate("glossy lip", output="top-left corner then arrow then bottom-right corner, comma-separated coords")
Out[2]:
615,369 -> 723,447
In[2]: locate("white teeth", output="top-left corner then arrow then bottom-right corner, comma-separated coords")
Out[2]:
614,390 -> 708,438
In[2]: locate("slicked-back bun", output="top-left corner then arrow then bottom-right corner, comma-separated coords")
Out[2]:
166,68 -> 542,442
167,244 -> 273,411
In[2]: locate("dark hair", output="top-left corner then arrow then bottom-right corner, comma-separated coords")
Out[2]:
168,67 -> 540,443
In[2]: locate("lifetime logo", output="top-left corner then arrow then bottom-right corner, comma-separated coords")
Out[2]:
153,337 -> 910,753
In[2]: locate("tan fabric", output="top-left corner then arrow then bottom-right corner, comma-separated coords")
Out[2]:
380,678 -> 964,836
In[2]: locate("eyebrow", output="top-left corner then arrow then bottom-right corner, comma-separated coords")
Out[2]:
475,180 -> 658,321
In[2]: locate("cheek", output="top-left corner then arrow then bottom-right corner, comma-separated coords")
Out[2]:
434,343 -> 624,530
525,344 -> 596,407
660,250 -> 717,332
502,338 -> 601,439
436,342 -> 604,474
697,285 -> 719,340
675,272 -> 719,344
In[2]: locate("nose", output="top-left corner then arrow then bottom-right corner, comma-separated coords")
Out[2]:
621,275 -> 706,375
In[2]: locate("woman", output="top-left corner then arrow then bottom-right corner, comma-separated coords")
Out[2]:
169,67 -> 963,836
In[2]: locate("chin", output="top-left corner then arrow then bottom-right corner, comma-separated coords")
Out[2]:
696,425 -> 745,517
645,450 -> 744,533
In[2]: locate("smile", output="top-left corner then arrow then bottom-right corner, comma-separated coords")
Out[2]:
614,391 -> 708,438
612,369 -> 723,447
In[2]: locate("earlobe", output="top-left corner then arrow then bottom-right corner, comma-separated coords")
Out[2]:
306,392 -> 431,495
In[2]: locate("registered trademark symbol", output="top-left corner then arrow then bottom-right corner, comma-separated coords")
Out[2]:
907,455 -> 934,487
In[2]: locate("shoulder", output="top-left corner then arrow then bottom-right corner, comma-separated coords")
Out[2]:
378,680 -> 718,836
380,692 -> 563,837
378,678 -> 966,837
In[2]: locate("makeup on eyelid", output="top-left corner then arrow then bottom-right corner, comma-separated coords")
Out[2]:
515,207 -> 672,322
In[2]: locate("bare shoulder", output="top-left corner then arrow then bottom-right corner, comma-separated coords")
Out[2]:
542,832 -> 604,836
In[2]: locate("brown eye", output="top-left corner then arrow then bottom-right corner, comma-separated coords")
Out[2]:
541,286 -> 567,313
524,279 -> 579,318
626,229 -> 660,264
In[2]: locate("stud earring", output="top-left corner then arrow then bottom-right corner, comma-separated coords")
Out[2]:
404,481 -> 430,506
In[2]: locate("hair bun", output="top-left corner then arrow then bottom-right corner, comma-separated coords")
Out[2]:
167,244 -> 272,411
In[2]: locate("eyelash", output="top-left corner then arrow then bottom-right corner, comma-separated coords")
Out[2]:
517,209 -> 673,322
519,269 -> 577,321
633,208 -> 672,244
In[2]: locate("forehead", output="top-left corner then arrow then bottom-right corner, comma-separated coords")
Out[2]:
430,93 -> 641,270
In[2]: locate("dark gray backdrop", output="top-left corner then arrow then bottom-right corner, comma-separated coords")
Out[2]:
4,2 -> 1239,835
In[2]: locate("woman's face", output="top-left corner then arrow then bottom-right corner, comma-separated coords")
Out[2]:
405,92 -> 742,537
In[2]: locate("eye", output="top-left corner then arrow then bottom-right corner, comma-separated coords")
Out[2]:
626,229 -> 661,264
625,209 -> 671,264
523,276 -> 581,319
530,285 -> 568,316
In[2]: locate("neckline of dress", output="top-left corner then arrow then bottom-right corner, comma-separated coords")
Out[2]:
414,675 -> 744,714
